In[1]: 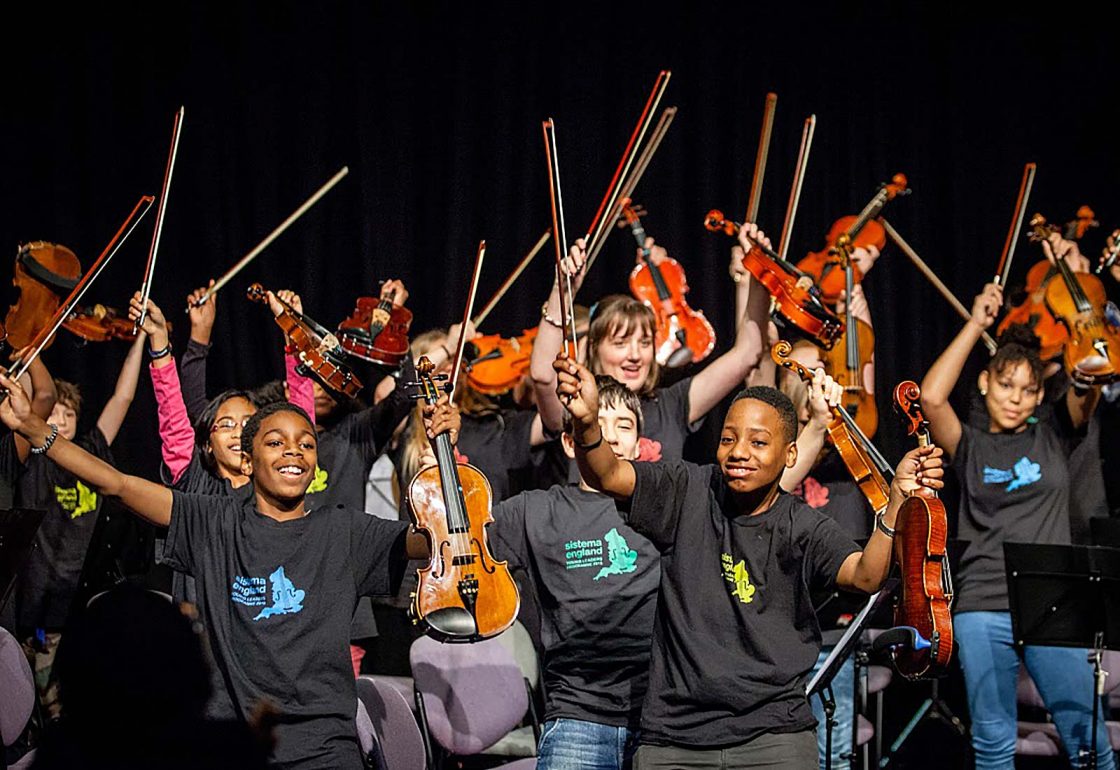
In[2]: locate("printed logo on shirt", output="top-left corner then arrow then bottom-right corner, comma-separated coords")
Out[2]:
636,437 -> 662,462
54,481 -> 98,519
307,465 -> 329,494
230,566 -> 306,621
593,528 -> 639,580
982,456 -> 1042,492
721,553 -> 756,604
792,476 -> 830,509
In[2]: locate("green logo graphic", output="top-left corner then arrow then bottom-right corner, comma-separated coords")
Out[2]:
721,553 -> 756,604
55,480 -> 98,519
594,528 -> 639,580
307,465 -> 329,494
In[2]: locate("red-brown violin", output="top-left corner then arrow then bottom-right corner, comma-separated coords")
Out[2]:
247,283 -> 362,399
891,380 -> 953,679
6,242 -> 82,351
406,357 -> 519,641
706,211 -> 843,350
337,284 -> 413,367
466,328 -> 538,396
623,202 -> 714,368
63,303 -> 171,342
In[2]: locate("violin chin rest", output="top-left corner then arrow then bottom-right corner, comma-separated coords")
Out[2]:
424,606 -> 478,640
665,345 -> 694,370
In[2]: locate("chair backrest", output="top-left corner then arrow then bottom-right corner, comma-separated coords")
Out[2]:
494,619 -> 540,691
0,626 -> 34,747
410,634 -> 529,755
357,676 -> 427,770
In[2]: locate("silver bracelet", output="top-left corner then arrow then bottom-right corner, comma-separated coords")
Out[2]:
30,423 -> 59,455
875,510 -> 896,539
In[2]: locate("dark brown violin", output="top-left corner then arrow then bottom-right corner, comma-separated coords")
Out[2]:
247,283 -> 362,399
63,303 -> 171,342
998,207 -> 1099,361
1021,214 -> 1120,383
623,202 -> 715,368
337,285 -> 413,367
406,356 -> 519,641
6,242 -> 82,351
796,174 -> 910,305
772,341 -> 891,515
891,380 -> 953,679
705,211 -> 843,350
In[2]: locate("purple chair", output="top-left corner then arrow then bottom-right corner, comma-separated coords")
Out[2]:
410,634 -> 538,768
357,676 -> 427,770
1,625 -> 36,768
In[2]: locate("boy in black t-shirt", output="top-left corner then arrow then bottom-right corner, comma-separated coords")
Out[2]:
0,374 -> 440,769
554,356 -> 945,770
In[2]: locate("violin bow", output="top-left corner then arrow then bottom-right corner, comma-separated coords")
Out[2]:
585,105 -> 678,273
777,115 -> 815,261
582,71 -> 672,264
880,219 -> 998,354
449,240 -> 487,404
994,162 -> 1037,287
543,119 -> 578,359
8,196 -> 155,383
745,92 -> 778,224
135,106 -> 185,333
190,166 -> 350,311
472,229 -> 551,329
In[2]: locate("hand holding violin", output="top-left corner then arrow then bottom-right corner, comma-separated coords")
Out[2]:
187,281 -> 217,343
423,392 -> 461,445
1040,231 -> 1090,274
1103,230 -> 1120,284
850,244 -> 881,277
805,367 -> 844,430
889,445 -> 945,507
971,283 -> 1003,330
380,278 -> 409,307
735,222 -> 773,261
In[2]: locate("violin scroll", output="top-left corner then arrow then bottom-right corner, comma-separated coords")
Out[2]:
892,380 -> 929,439
703,209 -> 739,237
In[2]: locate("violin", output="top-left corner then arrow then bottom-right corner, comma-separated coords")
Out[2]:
64,303 -> 172,342
337,286 -> 413,367
998,207 -> 1099,360
705,210 -> 843,350
891,380 -> 953,679
6,242 -> 82,351
406,356 -> 519,641
795,174 -> 910,305
772,341 -> 892,516
466,327 -> 538,396
623,202 -> 715,368
246,283 -> 363,399
1021,214 -> 1120,384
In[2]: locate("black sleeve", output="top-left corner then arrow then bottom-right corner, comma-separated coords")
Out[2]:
498,410 -> 537,472
952,423 -> 974,472
625,460 -> 698,552
488,494 -> 529,570
179,339 -> 212,423
164,491 -> 226,576
350,512 -> 411,596
347,359 -> 415,468
802,507 -> 862,592
0,432 -> 22,485
78,427 -> 114,465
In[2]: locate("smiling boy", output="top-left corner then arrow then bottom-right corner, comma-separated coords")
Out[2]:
554,356 -> 944,769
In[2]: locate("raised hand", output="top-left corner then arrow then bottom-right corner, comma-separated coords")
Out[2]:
553,354 -> 598,434
1041,231 -> 1091,274
560,238 -> 588,294
0,371 -> 35,433
268,289 -> 303,317
128,292 -> 169,350
806,367 -> 843,428
187,280 -> 217,337
423,393 -> 461,444
890,445 -> 945,502
381,279 -> 409,307
970,283 -> 1002,330
736,221 -> 773,256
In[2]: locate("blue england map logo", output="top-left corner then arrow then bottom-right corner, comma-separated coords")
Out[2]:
982,457 -> 1042,492
231,567 -> 306,621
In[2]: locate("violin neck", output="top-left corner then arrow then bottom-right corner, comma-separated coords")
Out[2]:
845,263 -> 859,371
631,221 -> 673,301
836,406 -> 892,478
433,431 -> 471,533
1052,253 -> 1093,312
845,189 -> 888,242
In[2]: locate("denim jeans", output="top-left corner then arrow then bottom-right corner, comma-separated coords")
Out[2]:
810,646 -> 855,770
537,718 -> 639,770
955,611 -> 1116,770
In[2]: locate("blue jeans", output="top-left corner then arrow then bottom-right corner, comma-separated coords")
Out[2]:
537,718 -> 639,770
810,646 -> 855,770
955,611 -> 1116,770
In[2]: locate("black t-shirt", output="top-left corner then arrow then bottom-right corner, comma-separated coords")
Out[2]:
953,412 -> 1081,612
627,461 -> 860,748
789,451 -> 874,540
490,484 -> 660,727
638,376 -> 702,463
14,428 -> 114,631
456,409 -> 537,502
163,490 -> 409,769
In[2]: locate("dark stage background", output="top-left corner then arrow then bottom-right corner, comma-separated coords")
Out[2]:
3,3 -> 1119,767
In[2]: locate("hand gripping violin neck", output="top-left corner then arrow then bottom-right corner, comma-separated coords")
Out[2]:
247,283 -> 362,399
337,284 -> 413,367
405,357 -> 519,641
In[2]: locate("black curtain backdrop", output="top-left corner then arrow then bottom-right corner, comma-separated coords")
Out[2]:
3,1 -> 1118,479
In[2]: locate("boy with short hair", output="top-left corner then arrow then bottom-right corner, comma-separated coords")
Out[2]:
554,356 -> 944,769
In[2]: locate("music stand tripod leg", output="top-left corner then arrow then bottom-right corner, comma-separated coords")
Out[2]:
878,697 -> 932,769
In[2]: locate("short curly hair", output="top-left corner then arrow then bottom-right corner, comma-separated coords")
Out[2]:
731,386 -> 799,443
240,401 -> 315,459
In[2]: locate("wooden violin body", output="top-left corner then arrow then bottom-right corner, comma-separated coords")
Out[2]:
466,327 -> 537,395
624,204 -> 714,367
891,381 -> 953,679
337,293 -> 413,367
247,283 -> 362,399
6,242 -> 82,350
797,218 -> 886,305
407,357 -> 519,642
998,260 -> 1067,360
705,210 -> 843,349
64,303 -> 170,342
820,317 -> 878,437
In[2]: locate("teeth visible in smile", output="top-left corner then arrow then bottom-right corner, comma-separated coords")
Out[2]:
278,466 -> 304,476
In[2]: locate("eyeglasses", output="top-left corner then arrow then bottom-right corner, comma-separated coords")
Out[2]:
210,416 -> 252,433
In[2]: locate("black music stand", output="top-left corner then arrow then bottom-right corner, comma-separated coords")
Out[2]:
808,580 -> 897,770
1005,543 -> 1120,770
0,508 -> 45,616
